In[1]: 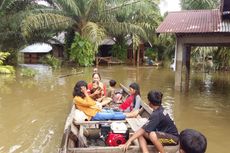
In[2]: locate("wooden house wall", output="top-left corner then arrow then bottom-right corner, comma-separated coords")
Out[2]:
52,44 -> 64,58
24,53 -> 47,64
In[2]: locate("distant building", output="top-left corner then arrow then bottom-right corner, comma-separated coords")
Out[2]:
20,43 -> 52,64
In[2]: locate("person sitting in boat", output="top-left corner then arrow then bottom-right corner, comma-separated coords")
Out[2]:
106,79 -> 116,98
90,80 -> 105,101
73,80 -> 139,121
88,72 -> 106,96
88,72 -> 111,106
119,82 -> 142,113
106,79 -> 122,103
179,129 -> 207,153
122,90 -> 179,153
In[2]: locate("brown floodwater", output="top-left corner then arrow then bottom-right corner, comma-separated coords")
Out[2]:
0,65 -> 229,153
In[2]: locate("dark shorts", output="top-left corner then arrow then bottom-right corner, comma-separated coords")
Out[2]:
155,132 -> 179,146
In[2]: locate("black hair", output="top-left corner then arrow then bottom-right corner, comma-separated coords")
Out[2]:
179,129 -> 207,153
129,83 -> 141,108
92,72 -> 101,80
72,80 -> 88,98
109,80 -> 116,87
147,90 -> 163,106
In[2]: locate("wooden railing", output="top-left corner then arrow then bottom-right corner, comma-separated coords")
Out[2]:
96,56 -> 124,66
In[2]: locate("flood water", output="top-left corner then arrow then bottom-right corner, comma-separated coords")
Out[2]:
0,65 -> 230,153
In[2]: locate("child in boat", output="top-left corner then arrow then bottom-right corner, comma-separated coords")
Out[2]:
90,80 -> 104,101
179,129 -> 207,153
106,79 -> 116,98
106,79 -> 122,103
119,82 -> 141,112
73,80 -> 138,121
122,90 -> 179,153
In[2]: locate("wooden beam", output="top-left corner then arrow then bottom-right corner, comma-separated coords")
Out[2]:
178,33 -> 230,45
67,145 -> 179,153
175,39 -> 184,91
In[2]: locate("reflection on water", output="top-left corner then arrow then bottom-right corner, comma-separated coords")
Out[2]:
0,65 -> 230,153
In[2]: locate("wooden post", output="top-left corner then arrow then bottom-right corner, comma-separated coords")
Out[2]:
184,46 -> 191,92
96,57 -> 98,66
175,39 -> 184,91
133,46 -> 136,66
137,45 -> 140,67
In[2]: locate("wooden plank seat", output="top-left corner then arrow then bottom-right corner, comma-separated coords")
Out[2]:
73,120 -> 127,125
126,117 -> 148,132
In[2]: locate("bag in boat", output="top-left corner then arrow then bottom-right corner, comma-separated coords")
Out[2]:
73,109 -> 88,123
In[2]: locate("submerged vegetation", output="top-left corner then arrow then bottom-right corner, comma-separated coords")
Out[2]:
0,52 -> 15,74
20,68 -> 37,78
40,54 -> 62,69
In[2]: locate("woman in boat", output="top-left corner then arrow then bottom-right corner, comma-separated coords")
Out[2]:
88,72 -> 111,106
122,90 -> 179,153
119,82 -> 142,112
88,72 -> 106,96
73,80 -> 138,121
90,80 -> 104,101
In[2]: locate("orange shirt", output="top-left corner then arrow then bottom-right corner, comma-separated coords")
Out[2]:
73,95 -> 101,120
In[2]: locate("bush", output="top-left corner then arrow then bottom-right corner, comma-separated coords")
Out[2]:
111,44 -> 127,60
0,51 -> 15,74
70,34 -> 94,66
40,54 -> 61,69
20,68 -> 37,78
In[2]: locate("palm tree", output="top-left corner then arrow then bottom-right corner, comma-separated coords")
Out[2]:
20,0 -> 161,65
101,0 -> 162,64
0,0 -> 29,50
21,0 -> 157,50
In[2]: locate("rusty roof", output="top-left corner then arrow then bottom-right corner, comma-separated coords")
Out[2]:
156,9 -> 230,34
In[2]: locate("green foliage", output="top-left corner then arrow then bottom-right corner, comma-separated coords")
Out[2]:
40,54 -> 62,69
20,68 -> 37,78
65,28 -> 75,58
111,44 -> 127,60
180,0 -> 219,10
1,0 -> 161,65
145,48 -> 157,61
0,0 -> 30,50
4,49 -> 18,65
0,52 -> 10,65
213,47 -> 230,70
70,34 -> 94,66
152,34 -> 176,61
0,65 -> 15,74
0,51 -> 15,74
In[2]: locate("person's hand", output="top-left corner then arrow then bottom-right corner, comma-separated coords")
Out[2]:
94,89 -> 101,95
99,82 -> 104,89
120,141 -> 131,152
101,90 -> 104,96
81,86 -> 88,95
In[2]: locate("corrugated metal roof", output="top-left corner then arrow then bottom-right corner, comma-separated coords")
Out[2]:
20,43 -> 52,53
156,9 -> 230,33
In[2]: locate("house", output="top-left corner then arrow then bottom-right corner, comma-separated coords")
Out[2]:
156,0 -> 230,91
20,43 -> 52,64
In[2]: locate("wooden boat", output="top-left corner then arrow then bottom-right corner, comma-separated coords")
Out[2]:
58,84 -> 179,153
